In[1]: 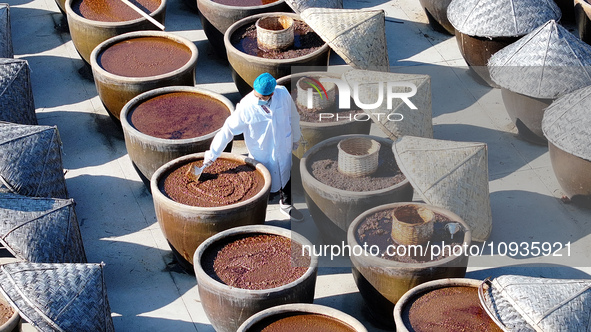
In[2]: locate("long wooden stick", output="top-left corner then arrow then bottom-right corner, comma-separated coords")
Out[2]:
119,0 -> 165,30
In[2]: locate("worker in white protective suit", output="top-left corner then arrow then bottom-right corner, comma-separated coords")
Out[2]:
201,73 -> 304,221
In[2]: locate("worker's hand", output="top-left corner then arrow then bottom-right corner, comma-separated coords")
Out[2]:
292,141 -> 300,151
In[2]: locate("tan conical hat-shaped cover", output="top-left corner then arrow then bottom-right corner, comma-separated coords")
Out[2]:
285,0 -> 343,14
392,136 -> 492,242
0,262 -> 115,332
0,193 -> 87,263
481,275 -> 591,331
300,8 -> 389,70
342,69 -> 433,140
489,20 -> 591,99
447,0 -> 561,37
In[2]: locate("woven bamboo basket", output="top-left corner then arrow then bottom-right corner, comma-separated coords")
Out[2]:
0,193 -> 87,263
392,136 -> 492,242
343,69 -> 432,140
390,204 -> 434,245
480,275 -> 591,331
295,76 -> 336,111
489,20 -> 591,99
447,0 -> 561,38
0,4 -> 12,58
256,15 -> 295,51
300,8 -> 389,71
0,122 -> 68,198
337,137 -> 380,177
0,59 -> 37,125
285,0 -> 343,14
0,262 -> 115,332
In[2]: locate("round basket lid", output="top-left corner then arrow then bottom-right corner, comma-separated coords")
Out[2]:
480,275 -> 591,332
392,136 -> 491,242
300,8 -> 389,70
489,20 -> 591,99
542,85 -> 591,161
447,0 -> 561,37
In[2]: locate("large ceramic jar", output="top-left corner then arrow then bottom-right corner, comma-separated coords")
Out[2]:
194,225 -> 318,332
151,152 -> 271,271
347,202 -> 471,327
301,134 -> 413,244
225,12 -> 330,96
120,86 -> 233,185
197,0 -> 290,59
65,0 -> 167,64
90,31 -> 198,123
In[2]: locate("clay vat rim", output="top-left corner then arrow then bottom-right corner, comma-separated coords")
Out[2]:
224,12 -> 330,65
65,0 -> 167,27
150,152 -> 272,211
346,202 -> 472,269
0,290 -> 20,332
300,134 -> 411,196
197,0 -> 286,12
193,224 -> 319,295
236,303 -> 368,332
120,86 -> 234,144
90,30 -> 198,82
393,278 -> 486,332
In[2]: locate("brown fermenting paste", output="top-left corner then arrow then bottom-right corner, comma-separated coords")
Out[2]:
98,36 -> 192,77
356,209 -> 464,263
309,142 -> 405,191
231,19 -> 324,59
203,234 -> 310,290
130,92 -> 230,139
212,0 -> 277,6
161,159 -> 264,207
403,286 -> 503,332
72,0 -> 160,22
247,313 -> 357,332
0,302 -> 13,326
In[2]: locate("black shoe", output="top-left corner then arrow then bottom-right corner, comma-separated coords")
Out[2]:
280,204 -> 304,222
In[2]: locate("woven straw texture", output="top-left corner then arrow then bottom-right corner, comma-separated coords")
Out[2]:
0,122 -> 68,198
542,85 -> 591,161
0,59 -> 37,125
489,20 -> 591,99
481,275 -> 591,332
285,0 -> 343,14
392,136 -> 492,242
0,262 -> 115,332
337,137 -> 380,177
0,193 -> 87,263
447,0 -> 561,37
300,8 -> 389,70
343,69 -> 433,140
0,4 -> 13,58
256,16 -> 295,51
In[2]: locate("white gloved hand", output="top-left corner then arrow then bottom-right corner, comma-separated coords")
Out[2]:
292,141 -> 300,151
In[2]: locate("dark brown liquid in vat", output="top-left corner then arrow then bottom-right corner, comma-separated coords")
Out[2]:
212,0 -> 277,6
404,286 -> 503,332
98,37 -> 192,77
203,234 -> 310,290
130,92 -> 230,139
72,0 -> 160,22
248,313 -> 357,332
231,20 -> 324,59
161,159 -> 264,207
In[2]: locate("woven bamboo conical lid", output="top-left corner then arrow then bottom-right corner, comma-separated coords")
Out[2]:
300,8 -> 389,70
481,275 -> 591,332
285,0 -> 342,14
0,262 -> 115,332
392,136 -> 492,242
0,4 -> 13,58
0,59 -> 37,125
342,69 -> 432,140
542,85 -> 591,161
489,20 -> 591,99
447,0 -> 561,37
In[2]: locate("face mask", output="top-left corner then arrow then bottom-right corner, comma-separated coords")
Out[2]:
257,98 -> 269,106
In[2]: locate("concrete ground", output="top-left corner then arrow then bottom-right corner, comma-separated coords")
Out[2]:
7,0 -> 591,330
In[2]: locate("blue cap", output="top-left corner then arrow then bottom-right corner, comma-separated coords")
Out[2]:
253,73 -> 276,96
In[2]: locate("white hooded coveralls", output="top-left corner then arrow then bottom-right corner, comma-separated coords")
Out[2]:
204,85 -> 301,193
